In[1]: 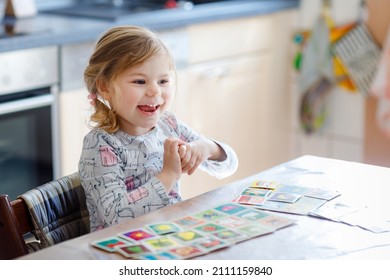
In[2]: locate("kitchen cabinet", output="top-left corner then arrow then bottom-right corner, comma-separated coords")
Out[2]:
172,11 -> 298,199
59,42 -> 94,176
59,87 -> 91,176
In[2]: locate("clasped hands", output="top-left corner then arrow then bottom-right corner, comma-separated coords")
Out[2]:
157,137 -> 220,192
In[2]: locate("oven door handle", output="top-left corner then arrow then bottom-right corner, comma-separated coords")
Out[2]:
0,95 -> 53,115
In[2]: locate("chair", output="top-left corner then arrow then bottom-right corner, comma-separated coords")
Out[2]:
0,172 -> 90,259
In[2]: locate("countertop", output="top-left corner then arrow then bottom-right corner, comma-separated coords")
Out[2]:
0,0 -> 299,53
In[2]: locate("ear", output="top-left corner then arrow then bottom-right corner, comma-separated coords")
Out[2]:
96,78 -> 111,102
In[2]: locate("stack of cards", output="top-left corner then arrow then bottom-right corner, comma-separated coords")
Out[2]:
234,180 -> 341,216
91,202 -> 295,259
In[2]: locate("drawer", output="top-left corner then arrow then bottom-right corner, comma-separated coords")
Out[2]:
188,14 -> 274,63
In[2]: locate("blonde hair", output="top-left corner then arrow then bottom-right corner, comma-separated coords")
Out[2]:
84,25 -> 175,133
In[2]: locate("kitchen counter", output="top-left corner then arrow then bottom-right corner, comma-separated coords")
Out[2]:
0,0 -> 299,52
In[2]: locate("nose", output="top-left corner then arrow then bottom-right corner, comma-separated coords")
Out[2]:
146,83 -> 161,97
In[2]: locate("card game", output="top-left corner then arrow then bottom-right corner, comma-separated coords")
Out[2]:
89,201 -> 296,259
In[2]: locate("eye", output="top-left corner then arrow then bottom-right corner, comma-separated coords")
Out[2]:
159,79 -> 169,85
133,79 -> 145,84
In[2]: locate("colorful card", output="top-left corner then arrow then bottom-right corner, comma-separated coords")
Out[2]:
191,237 -> 230,252
143,236 -> 182,251
268,192 -> 302,203
169,245 -> 205,259
194,209 -> 226,222
194,223 -> 227,233
170,230 -> 205,243
211,229 -> 247,243
118,228 -> 155,242
278,185 -> 310,195
138,251 -> 181,260
147,222 -> 181,235
115,244 -> 151,258
173,216 -> 205,228
91,237 -> 131,252
236,224 -> 274,238
241,188 -> 271,197
236,195 -> 266,206
214,202 -> 248,215
215,216 -> 250,228
251,180 -> 280,190
235,208 -> 270,221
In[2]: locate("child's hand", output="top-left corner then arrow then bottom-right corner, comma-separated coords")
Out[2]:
179,138 -> 227,175
157,138 -> 184,192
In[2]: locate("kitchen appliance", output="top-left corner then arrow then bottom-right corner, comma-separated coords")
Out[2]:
0,46 -> 60,200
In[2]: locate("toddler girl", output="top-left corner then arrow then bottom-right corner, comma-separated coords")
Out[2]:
79,25 -> 238,232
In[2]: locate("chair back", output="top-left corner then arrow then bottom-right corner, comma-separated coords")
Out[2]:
0,172 -> 90,259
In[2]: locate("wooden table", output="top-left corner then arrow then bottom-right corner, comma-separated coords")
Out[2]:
19,155 -> 390,260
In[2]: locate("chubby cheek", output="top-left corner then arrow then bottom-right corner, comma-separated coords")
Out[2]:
162,89 -> 174,109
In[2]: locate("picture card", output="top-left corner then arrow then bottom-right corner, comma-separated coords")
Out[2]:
235,208 -> 270,222
191,237 -> 230,252
259,196 -> 326,215
309,200 -> 366,221
147,222 -> 182,235
236,195 -> 266,206
214,215 -> 251,228
173,216 -> 205,228
170,230 -> 206,243
241,188 -> 271,197
115,244 -> 151,258
91,237 -> 131,252
236,223 -> 274,238
251,179 -> 281,190
337,208 -> 390,233
137,251 -> 181,260
118,228 -> 155,242
194,223 -> 227,234
211,228 -> 248,243
277,185 -> 311,195
142,236 -> 182,251
169,245 -> 206,259
194,209 -> 226,222
268,192 -> 302,203
214,202 -> 248,215
304,188 -> 341,201
278,196 -> 327,215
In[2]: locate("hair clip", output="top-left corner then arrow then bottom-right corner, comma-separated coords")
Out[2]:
88,93 -> 97,106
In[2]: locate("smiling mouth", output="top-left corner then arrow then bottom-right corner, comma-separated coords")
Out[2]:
138,104 -> 160,114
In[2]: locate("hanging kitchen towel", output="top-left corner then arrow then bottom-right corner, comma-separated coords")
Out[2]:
298,15 -> 334,94
298,14 -> 335,134
332,23 -> 381,96
369,26 -> 390,138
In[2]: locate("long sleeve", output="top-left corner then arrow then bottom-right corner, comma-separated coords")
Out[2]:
78,129 -> 171,232
166,113 -> 239,180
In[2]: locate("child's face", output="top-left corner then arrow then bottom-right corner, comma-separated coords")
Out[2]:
112,54 -> 174,136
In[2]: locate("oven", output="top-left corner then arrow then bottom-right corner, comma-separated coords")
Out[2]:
0,46 -> 60,200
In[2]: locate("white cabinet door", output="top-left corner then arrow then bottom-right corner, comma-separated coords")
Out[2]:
174,53 -> 273,199
59,88 -> 91,176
